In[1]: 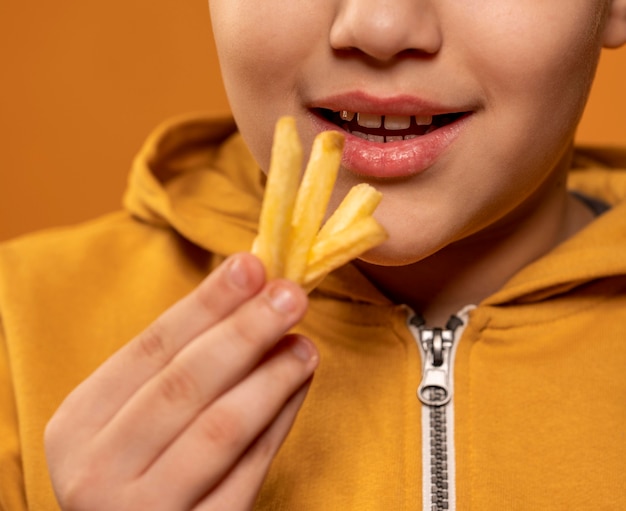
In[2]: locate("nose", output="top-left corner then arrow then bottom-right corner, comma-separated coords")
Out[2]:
329,0 -> 442,62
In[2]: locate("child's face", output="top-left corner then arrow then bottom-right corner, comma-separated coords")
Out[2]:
209,1 -> 613,265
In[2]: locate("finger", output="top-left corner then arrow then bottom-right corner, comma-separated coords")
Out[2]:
55,253 -> 266,430
193,379 -> 312,511
137,335 -> 318,509
97,280 -> 308,478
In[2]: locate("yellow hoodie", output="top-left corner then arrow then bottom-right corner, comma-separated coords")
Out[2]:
1,114 -> 625,511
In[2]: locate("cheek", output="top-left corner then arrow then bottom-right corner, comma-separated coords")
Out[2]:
209,1 -> 328,171
211,2 -> 323,97
211,6 -> 284,95
446,2 -> 606,203
455,2 -> 604,110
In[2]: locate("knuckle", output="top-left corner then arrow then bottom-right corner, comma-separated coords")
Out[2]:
194,276 -> 226,314
157,361 -> 203,406
253,428 -> 281,462
270,359 -> 305,390
227,316 -> 264,351
230,293 -> 300,349
55,480 -> 90,510
135,320 -> 171,367
51,463 -> 105,511
197,406 -> 245,449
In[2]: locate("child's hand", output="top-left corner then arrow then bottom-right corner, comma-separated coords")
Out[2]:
44,253 -> 317,511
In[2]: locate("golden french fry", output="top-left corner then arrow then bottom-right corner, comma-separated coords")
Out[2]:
315,183 -> 382,242
284,131 -> 344,282
252,116 -> 387,292
303,216 -> 388,287
252,117 -> 302,279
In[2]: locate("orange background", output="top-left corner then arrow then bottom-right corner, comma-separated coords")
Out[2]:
1,1 -> 625,242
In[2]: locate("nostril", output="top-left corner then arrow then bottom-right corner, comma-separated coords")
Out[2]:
329,2 -> 443,62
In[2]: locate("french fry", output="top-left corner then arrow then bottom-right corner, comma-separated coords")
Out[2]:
252,116 -> 388,291
303,216 -> 388,290
284,130 -> 344,283
315,183 -> 382,242
252,117 -> 302,280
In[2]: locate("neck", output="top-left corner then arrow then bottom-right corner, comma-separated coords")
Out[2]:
356,178 -> 594,327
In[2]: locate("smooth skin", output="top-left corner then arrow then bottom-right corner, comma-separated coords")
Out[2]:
211,0 -> 626,323
45,0 -> 626,509
45,254 -> 317,510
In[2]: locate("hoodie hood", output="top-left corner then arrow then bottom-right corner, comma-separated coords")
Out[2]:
123,113 -> 263,257
123,114 -> 626,307
484,146 -> 626,306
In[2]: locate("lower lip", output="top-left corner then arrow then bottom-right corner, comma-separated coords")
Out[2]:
310,113 -> 470,178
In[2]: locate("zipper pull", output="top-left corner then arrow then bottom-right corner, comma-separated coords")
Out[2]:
411,315 -> 463,407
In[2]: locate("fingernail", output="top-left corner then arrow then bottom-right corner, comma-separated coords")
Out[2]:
268,283 -> 298,313
291,337 -> 317,362
228,256 -> 249,289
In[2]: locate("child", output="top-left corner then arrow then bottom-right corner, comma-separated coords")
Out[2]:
2,1 -> 626,509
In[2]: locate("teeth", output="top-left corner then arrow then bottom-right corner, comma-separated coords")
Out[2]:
340,110 -> 355,121
336,110 -> 434,127
352,131 -> 368,140
367,134 -> 385,143
384,115 -> 411,130
352,132 -> 423,143
357,113 -> 382,129
335,110 -> 439,142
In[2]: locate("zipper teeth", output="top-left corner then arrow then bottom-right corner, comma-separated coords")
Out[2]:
428,389 -> 450,511
410,306 -> 473,511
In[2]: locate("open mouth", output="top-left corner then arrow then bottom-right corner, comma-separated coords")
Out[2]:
317,108 -> 469,143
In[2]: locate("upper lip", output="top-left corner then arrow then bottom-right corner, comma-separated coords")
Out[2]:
308,91 -> 473,117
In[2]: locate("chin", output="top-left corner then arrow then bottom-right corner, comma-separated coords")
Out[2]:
357,237 -> 435,267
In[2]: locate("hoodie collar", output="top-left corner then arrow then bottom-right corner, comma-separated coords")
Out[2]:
485,146 -> 626,305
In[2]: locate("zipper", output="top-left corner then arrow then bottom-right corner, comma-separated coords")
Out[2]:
407,307 -> 473,511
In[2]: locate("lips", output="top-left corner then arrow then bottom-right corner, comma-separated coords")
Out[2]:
308,94 -> 472,178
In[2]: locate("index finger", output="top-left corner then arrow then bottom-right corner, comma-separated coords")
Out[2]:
56,252 -> 266,429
